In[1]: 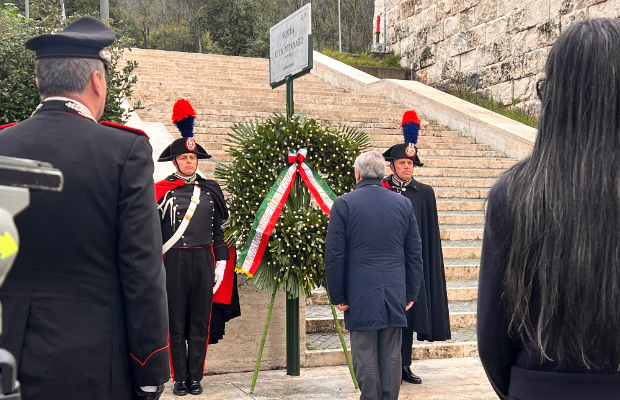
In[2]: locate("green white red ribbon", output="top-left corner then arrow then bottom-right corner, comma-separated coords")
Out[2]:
236,149 -> 337,276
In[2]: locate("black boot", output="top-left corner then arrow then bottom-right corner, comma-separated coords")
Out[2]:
188,380 -> 203,395
173,381 -> 189,396
135,384 -> 165,400
402,366 -> 422,384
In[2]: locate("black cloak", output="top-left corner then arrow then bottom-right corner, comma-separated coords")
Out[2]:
383,176 -> 451,341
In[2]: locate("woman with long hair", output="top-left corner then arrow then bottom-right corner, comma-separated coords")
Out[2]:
478,18 -> 620,399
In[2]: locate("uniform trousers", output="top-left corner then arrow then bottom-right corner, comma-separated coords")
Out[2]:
401,324 -> 415,367
350,327 -> 402,400
164,247 -> 214,382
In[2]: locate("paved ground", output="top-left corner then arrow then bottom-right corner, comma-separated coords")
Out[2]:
160,357 -> 496,399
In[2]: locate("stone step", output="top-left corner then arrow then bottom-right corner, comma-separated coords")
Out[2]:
136,87 -> 348,98
134,80 -> 345,92
136,93 -> 403,107
434,187 -> 489,199
437,211 -> 484,225
197,162 -> 502,182
441,240 -> 482,259
306,279 -> 478,307
179,141 -> 494,154
445,260 -> 480,279
142,98 -> 406,112
436,199 -> 485,211
420,157 -> 516,169
141,100 -> 416,115
142,110 -> 455,127
416,177 -> 496,188
305,300 -> 477,334
142,115 -> 445,131
159,127 -> 463,141
407,167 -> 504,178
193,150 -> 504,163
440,225 -> 484,240
304,326 -> 478,366
134,88 -> 388,101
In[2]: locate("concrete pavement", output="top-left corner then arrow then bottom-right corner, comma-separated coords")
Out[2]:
160,356 -> 497,399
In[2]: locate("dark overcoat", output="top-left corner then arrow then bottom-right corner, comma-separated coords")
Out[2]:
383,176 -> 451,341
0,100 -> 170,400
325,178 -> 424,331
479,176 -> 620,400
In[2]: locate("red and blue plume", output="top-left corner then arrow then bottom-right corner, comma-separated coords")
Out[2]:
172,99 -> 196,138
401,110 -> 420,144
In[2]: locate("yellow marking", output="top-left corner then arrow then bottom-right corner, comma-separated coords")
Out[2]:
0,232 -> 18,260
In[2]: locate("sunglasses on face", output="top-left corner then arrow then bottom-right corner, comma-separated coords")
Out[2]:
536,78 -> 546,100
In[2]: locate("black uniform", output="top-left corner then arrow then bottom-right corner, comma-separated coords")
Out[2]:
0,100 -> 170,400
383,176 -> 451,366
157,174 -> 229,383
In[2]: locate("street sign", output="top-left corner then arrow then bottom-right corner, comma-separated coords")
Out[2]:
269,3 -> 313,88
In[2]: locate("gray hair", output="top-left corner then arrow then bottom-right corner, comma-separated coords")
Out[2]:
35,58 -> 105,97
354,151 -> 386,180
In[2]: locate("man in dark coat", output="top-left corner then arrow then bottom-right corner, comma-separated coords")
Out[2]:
326,151 -> 424,400
155,99 -> 240,396
382,110 -> 451,385
0,17 -> 169,400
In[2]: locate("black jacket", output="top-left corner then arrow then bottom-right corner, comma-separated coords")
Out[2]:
158,175 -> 229,259
383,176 -> 451,341
478,176 -> 620,399
0,100 -> 170,400
325,178 -> 424,331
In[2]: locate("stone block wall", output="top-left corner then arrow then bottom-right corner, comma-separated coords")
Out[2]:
375,0 -> 620,112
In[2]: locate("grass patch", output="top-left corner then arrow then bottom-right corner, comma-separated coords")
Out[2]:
450,90 -> 539,128
320,49 -> 404,69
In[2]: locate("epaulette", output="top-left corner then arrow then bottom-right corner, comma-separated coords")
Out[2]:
0,122 -> 18,131
100,121 -> 149,139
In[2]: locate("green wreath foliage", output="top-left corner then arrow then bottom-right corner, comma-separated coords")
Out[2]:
215,113 -> 370,298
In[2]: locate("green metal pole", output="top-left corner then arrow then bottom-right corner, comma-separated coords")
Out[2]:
250,287 -> 278,393
286,77 -> 294,120
285,75 -> 300,376
286,295 -> 300,376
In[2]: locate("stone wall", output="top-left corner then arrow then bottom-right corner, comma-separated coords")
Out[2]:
375,0 -> 620,112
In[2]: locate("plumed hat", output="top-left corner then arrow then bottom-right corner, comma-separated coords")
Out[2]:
158,99 -> 211,162
382,110 -> 424,166
26,16 -> 115,66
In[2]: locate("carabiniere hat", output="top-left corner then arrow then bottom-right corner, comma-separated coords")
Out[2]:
158,99 -> 211,162
25,16 -> 115,66
382,110 -> 424,167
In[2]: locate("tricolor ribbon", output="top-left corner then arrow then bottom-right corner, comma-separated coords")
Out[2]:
236,149 -> 338,276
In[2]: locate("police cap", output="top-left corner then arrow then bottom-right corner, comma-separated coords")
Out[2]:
25,16 -> 115,65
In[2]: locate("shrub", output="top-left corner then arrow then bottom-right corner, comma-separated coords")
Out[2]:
320,49 -> 405,69
0,5 -> 140,124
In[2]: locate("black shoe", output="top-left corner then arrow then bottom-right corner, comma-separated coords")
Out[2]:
173,381 -> 189,396
402,366 -> 422,384
187,380 -> 203,395
135,384 -> 165,400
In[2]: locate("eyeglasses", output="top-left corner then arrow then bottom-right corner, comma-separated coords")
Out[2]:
536,78 -> 546,100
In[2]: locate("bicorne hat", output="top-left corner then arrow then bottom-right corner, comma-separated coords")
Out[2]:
158,99 -> 211,162
382,110 -> 424,167
26,16 -> 115,67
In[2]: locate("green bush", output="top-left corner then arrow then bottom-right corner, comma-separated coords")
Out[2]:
0,5 -> 140,124
320,49 -> 405,69
450,90 -> 539,128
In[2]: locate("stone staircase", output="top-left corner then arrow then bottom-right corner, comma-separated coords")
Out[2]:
126,48 -> 519,366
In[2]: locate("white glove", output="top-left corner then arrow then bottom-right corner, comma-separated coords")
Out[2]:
213,260 -> 226,294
